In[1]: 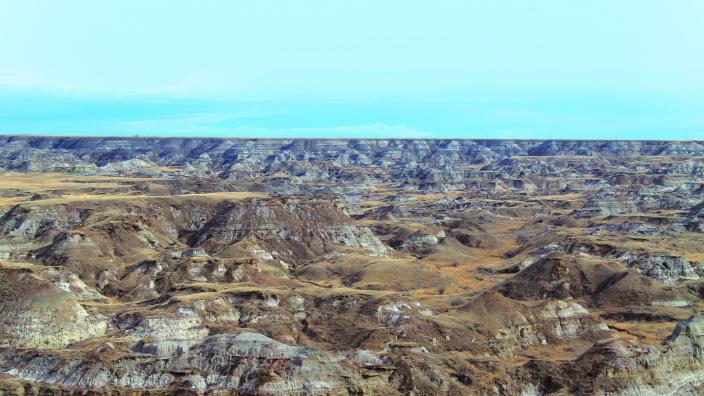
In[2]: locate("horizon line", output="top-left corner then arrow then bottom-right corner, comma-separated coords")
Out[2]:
0,134 -> 703,143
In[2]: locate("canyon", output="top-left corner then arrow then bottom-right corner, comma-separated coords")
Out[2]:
0,137 -> 703,395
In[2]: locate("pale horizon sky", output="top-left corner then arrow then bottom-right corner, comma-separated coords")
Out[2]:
1,0 -> 703,139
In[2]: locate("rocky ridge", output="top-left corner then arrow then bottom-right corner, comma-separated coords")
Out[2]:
0,137 -> 702,395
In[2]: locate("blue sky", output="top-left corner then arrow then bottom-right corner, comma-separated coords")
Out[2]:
1,0 -> 703,139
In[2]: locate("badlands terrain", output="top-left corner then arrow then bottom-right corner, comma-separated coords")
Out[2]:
0,136 -> 703,395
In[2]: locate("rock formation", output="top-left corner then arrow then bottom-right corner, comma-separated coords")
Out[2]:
0,137 -> 702,394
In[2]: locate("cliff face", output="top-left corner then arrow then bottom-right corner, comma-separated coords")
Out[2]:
1,136 -> 703,175
0,137 -> 703,395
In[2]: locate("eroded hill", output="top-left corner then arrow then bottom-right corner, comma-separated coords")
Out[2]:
0,138 -> 703,395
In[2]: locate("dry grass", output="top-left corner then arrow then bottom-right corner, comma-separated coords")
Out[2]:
0,172 -> 269,207
531,193 -> 583,202
0,172 -> 159,190
511,155 -> 602,160
413,217 -> 527,296
0,261 -> 45,270
520,339 -> 594,362
409,192 -> 462,201
601,319 -> 677,343
4,191 -> 267,207
359,199 -> 386,208
580,231 -> 704,258
169,281 -> 396,304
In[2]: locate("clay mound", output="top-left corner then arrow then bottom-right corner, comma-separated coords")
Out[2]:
577,194 -> 638,217
458,291 -> 529,328
562,334 -> 704,395
369,222 -> 433,249
189,198 -> 388,263
0,268 -> 46,302
497,255 -> 624,300
593,271 -> 695,307
523,339 -> 645,394
296,252 -> 448,291
456,292 -> 610,354
29,231 -> 118,284
296,293 -> 445,351
448,228 -> 499,249
0,268 -> 106,348
28,216 -> 171,289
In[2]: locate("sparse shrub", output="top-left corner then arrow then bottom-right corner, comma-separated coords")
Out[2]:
450,297 -> 465,306
516,233 -> 530,245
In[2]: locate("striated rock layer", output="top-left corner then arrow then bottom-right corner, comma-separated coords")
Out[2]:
0,138 -> 703,395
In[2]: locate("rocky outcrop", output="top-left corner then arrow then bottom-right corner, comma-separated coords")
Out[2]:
189,198 -> 388,260
686,201 -> 704,232
667,315 -> 704,362
2,137 -> 703,177
578,194 -> 638,217
523,316 -> 704,395
626,253 -> 699,285
0,197 -> 388,275
459,293 -> 611,357
126,309 -> 210,358
0,331 -> 399,394
497,255 -> 623,301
